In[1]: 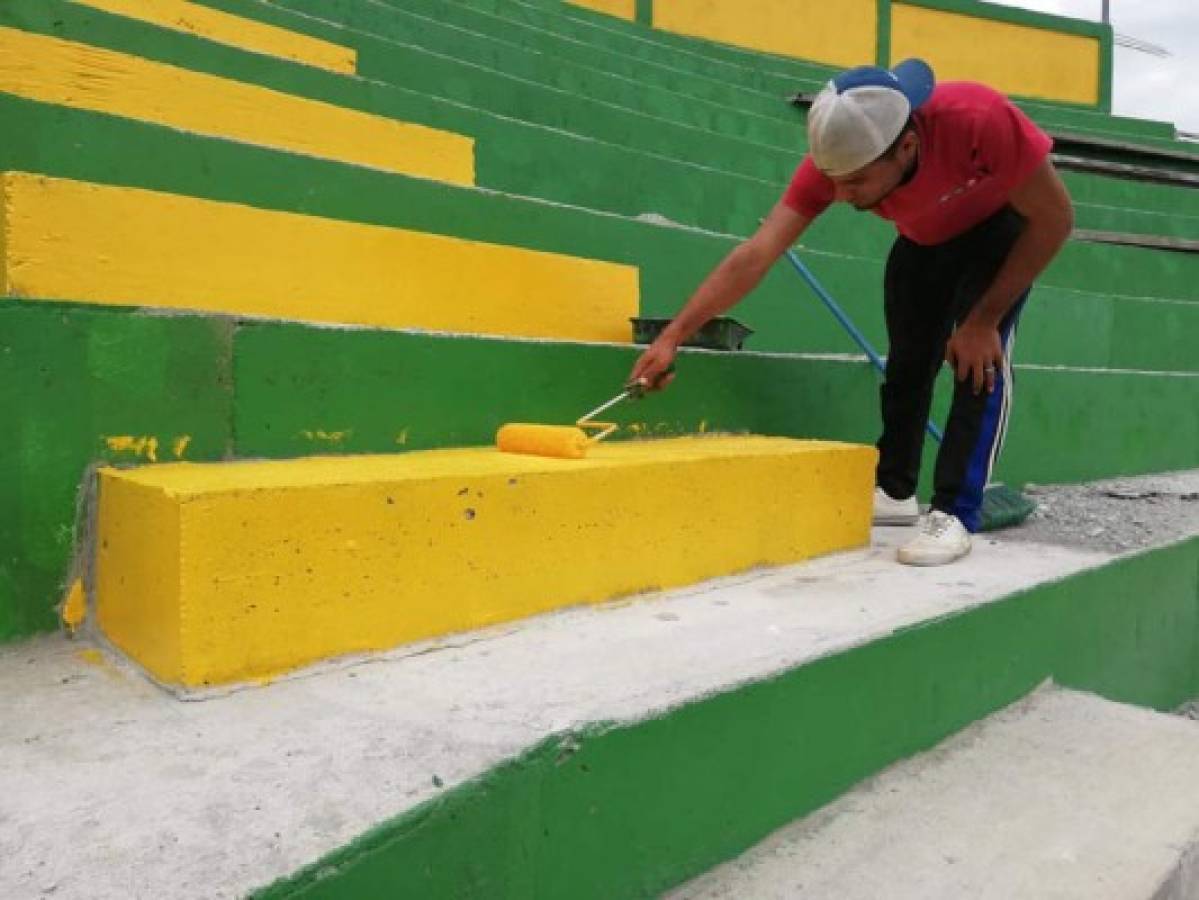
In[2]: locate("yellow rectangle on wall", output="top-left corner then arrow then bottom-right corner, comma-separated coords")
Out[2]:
1,173 -> 640,343
891,3 -> 1099,106
653,0 -> 876,69
0,26 -> 473,186
565,0 -> 636,20
75,0 -> 357,74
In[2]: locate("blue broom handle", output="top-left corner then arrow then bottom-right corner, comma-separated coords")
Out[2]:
783,247 -> 944,443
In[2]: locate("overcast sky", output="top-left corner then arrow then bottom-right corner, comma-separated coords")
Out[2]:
988,0 -> 1199,135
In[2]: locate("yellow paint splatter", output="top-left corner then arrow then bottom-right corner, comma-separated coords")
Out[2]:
105,435 -> 159,462
75,648 -> 124,681
61,579 -> 86,633
173,435 -> 192,458
301,429 -> 351,445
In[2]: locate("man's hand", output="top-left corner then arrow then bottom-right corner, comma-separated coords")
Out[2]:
946,320 -> 1004,395
628,336 -> 678,392
623,203 -> 812,395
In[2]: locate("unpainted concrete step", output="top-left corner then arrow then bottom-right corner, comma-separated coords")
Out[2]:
669,685 -> 1199,900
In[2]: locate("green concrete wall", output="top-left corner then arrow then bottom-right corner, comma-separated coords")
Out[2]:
0,303 -> 232,641
3,0 -> 1197,647
5,301 -> 1196,642
252,536 -> 1199,898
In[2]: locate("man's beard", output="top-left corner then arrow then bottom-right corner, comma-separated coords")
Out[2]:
853,156 -> 919,212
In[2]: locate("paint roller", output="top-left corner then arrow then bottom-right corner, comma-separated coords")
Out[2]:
496,366 -> 674,460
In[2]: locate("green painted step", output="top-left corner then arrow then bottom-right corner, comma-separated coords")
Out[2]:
446,0 -> 1191,152
540,0 -> 1193,152
32,0 -> 1198,244
298,0 -> 797,121
1063,170 -> 1199,219
5,299 -> 1197,646
4,1 -> 789,238
436,0 -> 831,104
1022,97 -> 1179,143
345,22 -> 799,182
6,89 -> 1198,364
0,302 -> 232,643
549,0 -> 841,86
251,538 -> 1199,898
14,0 -> 794,185
213,1 -> 1199,223
234,316 -> 1199,491
228,0 -> 802,147
1071,201 -> 1199,243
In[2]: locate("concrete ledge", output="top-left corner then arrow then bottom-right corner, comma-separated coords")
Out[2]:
95,436 -> 875,687
3,474 -> 1194,900
670,685 -> 1199,900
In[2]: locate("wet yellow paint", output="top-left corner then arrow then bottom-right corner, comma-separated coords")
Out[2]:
76,648 -> 106,666
2,173 -> 639,342
891,4 -> 1099,106
0,27 -> 472,184
75,648 -> 125,681
565,0 -> 636,20
653,0 -> 876,69
61,579 -> 86,633
105,435 -> 159,462
95,437 -> 876,687
75,0 -> 358,74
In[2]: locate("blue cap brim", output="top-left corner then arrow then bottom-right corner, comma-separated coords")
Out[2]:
892,58 -> 935,110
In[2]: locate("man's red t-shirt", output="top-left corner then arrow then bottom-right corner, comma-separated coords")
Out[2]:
782,82 -> 1053,246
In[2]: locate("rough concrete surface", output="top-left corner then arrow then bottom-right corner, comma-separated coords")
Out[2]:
993,469 -> 1199,555
0,470 -> 1195,899
667,686 -> 1199,900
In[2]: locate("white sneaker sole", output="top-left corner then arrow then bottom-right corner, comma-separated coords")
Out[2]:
874,512 -> 920,526
896,543 -> 972,566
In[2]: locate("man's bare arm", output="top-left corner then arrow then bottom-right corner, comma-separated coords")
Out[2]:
629,202 -> 812,389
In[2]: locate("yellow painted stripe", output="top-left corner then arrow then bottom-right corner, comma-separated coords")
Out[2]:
565,0 -> 636,21
2,173 -> 639,342
75,0 -> 357,74
96,438 -> 877,686
0,26 -> 473,185
653,0 -> 876,69
891,4 -> 1099,106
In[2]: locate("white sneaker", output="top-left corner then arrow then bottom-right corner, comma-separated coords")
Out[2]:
873,487 -> 919,525
897,510 -> 972,566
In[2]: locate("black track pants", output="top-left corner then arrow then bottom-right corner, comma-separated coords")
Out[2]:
875,206 -> 1030,533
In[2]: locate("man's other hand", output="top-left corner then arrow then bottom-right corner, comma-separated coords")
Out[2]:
946,321 -> 1004,395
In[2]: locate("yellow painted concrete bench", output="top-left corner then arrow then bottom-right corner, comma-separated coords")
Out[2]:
1,172 -> 638,343
95,436 -> 876,688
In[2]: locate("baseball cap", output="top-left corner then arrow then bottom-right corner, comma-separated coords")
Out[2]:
807,58 -> 935,177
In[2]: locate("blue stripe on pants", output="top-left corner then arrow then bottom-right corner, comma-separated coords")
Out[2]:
950,299 -> 1024,532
